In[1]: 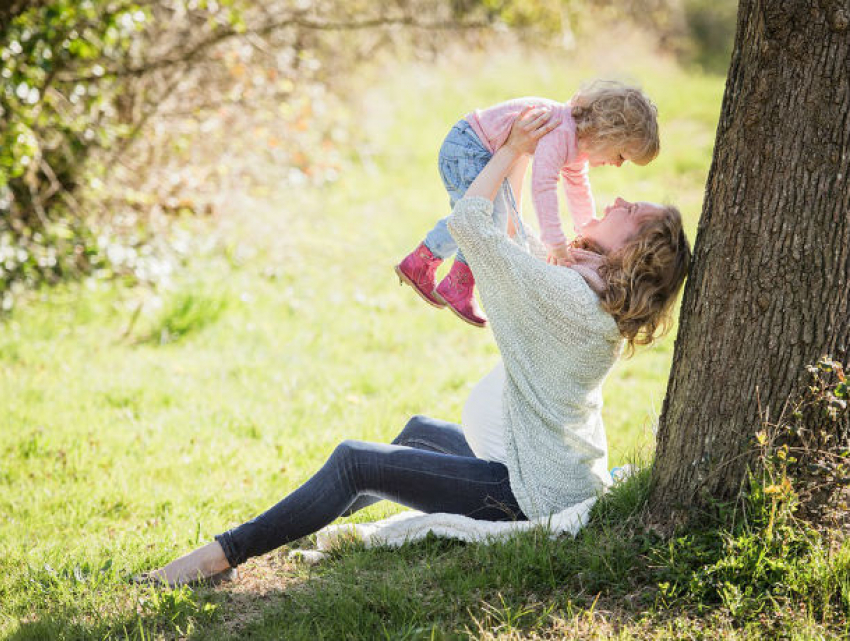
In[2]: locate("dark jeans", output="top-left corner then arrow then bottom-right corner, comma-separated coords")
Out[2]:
215,415 -> 526,566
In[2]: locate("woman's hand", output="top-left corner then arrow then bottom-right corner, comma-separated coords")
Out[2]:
505,107 -> 560,157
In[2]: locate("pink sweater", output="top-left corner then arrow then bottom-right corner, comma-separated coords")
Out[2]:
465,97 -> 595,247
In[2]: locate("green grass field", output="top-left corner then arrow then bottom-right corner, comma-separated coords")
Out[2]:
6,38 -> 844,640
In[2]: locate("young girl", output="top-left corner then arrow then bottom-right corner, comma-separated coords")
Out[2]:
395,80 -> 660,327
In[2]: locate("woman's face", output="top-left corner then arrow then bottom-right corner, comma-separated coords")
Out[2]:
581,198 -> 664,253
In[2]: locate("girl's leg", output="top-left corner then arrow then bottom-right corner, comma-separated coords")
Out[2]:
342,415 -> 475,515
215,439 -> 524,567
423,124 -> 491,260
423,215 -> 459,260
431,146 -> 493,326
396,126 -> 479,307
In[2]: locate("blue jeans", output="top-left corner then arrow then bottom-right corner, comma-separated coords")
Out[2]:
424,121 -> 517,264
215,415 -> 526,566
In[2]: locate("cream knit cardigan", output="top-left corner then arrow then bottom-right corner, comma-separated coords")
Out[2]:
448,196 -> 623,520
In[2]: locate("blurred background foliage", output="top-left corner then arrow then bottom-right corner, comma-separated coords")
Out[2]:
0,0 -> 736,310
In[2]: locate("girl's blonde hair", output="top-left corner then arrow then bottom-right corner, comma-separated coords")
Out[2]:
571,80 -> 660,166
577,206 -> 691,354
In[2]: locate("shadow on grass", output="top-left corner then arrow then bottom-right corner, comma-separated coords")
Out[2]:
7,473 -> 659,640
15,468 -> 842,640
6,577 -> 294,641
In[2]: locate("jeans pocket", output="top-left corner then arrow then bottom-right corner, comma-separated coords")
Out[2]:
458,154 -> 488,187
441,154 -> 490,196
439,156 -> 463,194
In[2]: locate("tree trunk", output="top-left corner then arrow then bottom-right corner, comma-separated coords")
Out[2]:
649,0 -> 850,527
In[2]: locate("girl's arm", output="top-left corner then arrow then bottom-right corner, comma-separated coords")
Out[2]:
561,162 -> 596,232
547,163 -> 595,265
529,131 -> 570,249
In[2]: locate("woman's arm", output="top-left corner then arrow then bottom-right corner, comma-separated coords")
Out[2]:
464,147 -> 523,201
465,108 -> 559,202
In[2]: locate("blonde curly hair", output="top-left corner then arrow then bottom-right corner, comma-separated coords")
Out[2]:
571,80 -> 660,166
577,205 -> 691,354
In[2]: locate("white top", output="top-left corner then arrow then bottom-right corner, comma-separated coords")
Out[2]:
461,361 -> 508,464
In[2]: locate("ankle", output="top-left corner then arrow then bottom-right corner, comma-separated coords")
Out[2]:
163,541 -> 231,580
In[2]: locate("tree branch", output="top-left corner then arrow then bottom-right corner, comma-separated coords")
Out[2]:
55,14 -> 491,83
103,69 -> 185,172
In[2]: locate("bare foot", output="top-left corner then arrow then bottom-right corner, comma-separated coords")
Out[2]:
147,541 -> 232,587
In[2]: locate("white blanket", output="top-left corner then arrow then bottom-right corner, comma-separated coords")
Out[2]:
312,496 -> 597,552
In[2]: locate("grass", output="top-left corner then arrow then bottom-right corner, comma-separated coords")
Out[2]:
141,288 -> 230,345
2,34 -> 847,639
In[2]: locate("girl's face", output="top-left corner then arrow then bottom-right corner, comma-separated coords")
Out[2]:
585,146 -> 628,168
581,198 -> 664,253
577,139 -> 629,167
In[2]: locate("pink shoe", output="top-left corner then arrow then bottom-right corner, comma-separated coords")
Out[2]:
395,242 -> 445,308
434,261 -> 487,328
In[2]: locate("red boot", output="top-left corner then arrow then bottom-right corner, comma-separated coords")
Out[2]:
395,242 -> 445,308
434,260 -> 487,328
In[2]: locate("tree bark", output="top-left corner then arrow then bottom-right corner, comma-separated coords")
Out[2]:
649,0 -> 850,527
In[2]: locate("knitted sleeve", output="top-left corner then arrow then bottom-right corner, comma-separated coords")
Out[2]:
447,196 -> 599,330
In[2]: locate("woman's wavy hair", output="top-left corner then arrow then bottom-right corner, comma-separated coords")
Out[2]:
571,80 -> 660,166
576,206 -> 691,355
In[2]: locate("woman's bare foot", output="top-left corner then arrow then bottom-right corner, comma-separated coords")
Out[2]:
142,541 -> 234,587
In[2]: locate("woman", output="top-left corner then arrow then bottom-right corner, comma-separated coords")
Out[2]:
138,108 -> 691,587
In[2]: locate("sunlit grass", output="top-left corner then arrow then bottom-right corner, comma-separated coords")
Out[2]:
0,38 -> 734,639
